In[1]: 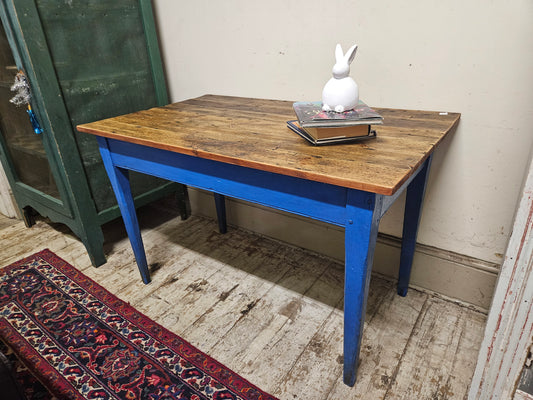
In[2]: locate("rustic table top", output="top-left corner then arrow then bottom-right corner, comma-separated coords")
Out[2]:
77,94 -> 460,196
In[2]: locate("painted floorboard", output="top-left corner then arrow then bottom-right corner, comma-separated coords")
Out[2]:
0,202 -> 487,400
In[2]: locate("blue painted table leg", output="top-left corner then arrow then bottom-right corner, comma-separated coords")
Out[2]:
214,193 -> 227,234
397,155 -> 433,296
97,137 -> 151,284
343,190 -> 382,386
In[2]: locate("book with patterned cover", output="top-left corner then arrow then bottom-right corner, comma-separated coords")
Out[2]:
293,100 -> 383,128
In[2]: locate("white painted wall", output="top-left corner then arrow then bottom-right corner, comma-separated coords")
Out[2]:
152,0 -> 533,265
0,161 -> 17,218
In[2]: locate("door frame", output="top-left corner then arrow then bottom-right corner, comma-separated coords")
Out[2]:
469,152 -> 533,399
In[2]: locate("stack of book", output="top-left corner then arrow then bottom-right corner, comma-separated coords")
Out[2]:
288,100 -> 383,145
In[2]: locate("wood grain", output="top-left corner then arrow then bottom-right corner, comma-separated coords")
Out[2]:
77,95 -> 460,195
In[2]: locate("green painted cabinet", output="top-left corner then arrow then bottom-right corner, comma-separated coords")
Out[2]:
0,0 -> 188,266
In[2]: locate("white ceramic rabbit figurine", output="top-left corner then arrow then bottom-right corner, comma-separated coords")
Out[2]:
322,43 -> 359,113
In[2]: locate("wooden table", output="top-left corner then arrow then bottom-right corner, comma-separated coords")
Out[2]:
77,94 -> 460,386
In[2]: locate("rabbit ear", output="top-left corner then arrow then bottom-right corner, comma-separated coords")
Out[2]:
335,44 -> 344,62
345,44 -> 358,64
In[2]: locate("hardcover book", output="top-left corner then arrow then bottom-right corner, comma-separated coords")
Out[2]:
293,100 -> 383,128
301,123 -> 370,140
287,120 -> 376,146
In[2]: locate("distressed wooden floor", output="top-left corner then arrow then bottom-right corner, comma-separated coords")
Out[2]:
0,200 -> 487,399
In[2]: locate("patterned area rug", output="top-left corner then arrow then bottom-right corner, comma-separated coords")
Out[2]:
0,249 -> 278,400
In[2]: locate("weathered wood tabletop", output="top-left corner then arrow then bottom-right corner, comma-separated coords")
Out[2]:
78,94 -> 460,196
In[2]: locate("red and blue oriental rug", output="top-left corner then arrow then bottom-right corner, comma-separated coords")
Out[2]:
0,249 -> 278,400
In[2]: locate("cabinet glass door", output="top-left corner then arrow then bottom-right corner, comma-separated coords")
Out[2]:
0,20 -> 59,198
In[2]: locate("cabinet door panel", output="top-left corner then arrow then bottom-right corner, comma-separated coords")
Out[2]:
34,0 -> 169,213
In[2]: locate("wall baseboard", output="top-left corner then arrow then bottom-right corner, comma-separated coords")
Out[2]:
189,188 -> 498,312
